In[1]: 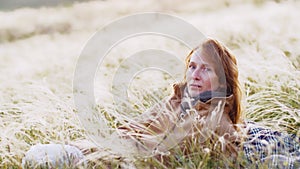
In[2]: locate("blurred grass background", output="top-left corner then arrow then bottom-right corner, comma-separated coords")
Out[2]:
0,0 -> 299,168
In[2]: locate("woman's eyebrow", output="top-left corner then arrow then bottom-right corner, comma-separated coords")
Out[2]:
201,63 -> 211,67
190,61 -> 211,67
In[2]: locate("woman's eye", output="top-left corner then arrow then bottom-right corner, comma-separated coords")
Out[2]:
202,67 -> 211,71
188,65 -> 196,69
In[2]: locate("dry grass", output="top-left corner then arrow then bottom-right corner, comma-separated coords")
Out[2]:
0,0 -> 299,168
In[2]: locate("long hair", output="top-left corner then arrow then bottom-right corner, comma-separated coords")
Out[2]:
184,38 -> 242,124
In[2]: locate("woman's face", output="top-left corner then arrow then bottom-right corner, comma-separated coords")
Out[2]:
186,50 -> 220,97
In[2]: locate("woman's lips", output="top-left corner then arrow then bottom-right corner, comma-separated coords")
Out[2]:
190,84 -> 202,89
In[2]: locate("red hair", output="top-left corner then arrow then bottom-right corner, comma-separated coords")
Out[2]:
184,39 -> 242,124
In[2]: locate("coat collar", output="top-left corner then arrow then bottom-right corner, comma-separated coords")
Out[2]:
172,82 -> 234,115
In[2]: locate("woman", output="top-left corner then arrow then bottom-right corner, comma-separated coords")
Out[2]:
118,38 -> 300,168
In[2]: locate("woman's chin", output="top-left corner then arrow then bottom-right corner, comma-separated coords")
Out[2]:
188,90 -> 202,97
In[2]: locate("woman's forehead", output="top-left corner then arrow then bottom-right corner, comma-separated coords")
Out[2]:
190,50 -> 215,65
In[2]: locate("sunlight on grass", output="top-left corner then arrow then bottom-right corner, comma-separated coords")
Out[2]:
0,0 -> 299,168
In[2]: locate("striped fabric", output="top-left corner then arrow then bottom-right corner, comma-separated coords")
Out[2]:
243,121 -> 300,168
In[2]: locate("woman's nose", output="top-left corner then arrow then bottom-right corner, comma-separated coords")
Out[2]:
192,69 -> 201,80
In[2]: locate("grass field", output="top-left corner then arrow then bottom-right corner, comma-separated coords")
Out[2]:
0,0 -> 299,168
